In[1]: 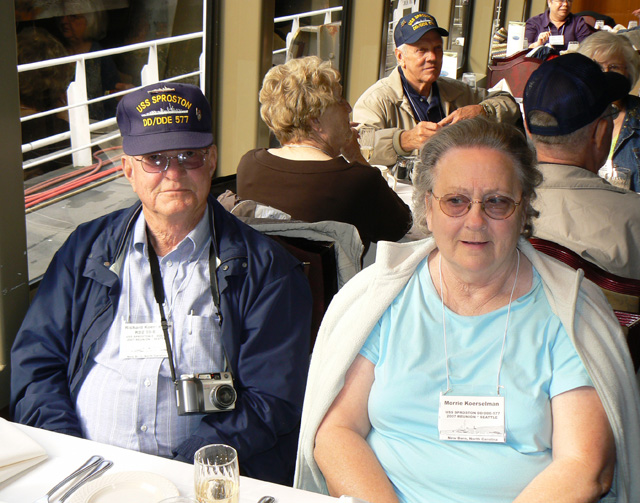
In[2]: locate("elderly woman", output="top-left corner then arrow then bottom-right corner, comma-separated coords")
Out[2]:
579,31 -> 640,192
295,118 -> 640,502
526,0 -> 591,51
236,56 -> 412,250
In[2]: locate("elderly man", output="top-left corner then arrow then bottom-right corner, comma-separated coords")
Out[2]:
524,53 -> 640,280
10,83 -> 312,484
353,11 -> 521,166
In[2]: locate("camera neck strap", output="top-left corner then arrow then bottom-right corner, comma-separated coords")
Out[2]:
146,228 -> 225,384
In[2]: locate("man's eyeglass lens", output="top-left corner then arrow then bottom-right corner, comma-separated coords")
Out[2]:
137,150 -> 207,173
432,193 -> 521,219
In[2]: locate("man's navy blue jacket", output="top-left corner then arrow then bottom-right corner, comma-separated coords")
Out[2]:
11,196 -> 312,485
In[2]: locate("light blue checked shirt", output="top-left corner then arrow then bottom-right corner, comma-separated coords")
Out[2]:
76,209 -> 224,457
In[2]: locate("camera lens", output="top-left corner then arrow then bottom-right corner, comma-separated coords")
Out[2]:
210,385 -> 237,409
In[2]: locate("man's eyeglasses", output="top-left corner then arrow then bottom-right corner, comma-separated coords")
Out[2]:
551,0 -> 572,5
431,192 -> 522,220
134,149 -> 208,173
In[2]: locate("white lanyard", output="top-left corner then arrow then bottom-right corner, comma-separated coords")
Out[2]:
439,249 -> 520,396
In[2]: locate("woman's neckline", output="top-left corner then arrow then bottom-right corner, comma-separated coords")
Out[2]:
268,143 -> 335,161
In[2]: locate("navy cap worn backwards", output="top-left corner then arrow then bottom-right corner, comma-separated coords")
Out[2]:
394,12 -> 448,47
523,53 -> 630,136
116,82 -> 213,156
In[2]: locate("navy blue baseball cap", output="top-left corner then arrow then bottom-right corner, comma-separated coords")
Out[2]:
524,53 -> 630,136
116,82 -> 213,155
394,12 -> 448,47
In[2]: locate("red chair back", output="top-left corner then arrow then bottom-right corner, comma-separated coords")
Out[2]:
529,238 -> 640,370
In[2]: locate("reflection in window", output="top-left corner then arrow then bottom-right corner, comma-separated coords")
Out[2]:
272,0 -> 346,73
15,0 -> 207,281
380,0 -> 425,79
447,0 -> 472,77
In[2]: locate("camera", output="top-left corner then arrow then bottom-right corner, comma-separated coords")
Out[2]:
175,372 -> 237,415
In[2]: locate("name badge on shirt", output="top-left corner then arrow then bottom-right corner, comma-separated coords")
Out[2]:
120,322 -> 171,359
438,393 -> 506,443
549,34 -> 564,46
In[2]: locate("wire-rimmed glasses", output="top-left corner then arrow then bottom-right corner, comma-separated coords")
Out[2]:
431,192 -> 522,220
134,149 -> 208,173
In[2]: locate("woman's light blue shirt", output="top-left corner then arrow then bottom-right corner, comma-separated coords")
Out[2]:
360,258 -> 592,503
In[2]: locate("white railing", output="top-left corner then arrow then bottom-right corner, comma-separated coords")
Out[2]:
273,6 -> 343,57
19,31 -> 205,171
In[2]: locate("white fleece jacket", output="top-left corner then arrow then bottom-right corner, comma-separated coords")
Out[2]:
294,237 -> 640,502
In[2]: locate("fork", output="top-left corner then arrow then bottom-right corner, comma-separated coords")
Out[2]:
31,455 -> 111,503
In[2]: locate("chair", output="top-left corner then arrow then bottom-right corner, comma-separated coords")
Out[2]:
487,50 -> 543,98
268,235 -> 338,351
529,238 -> 640,371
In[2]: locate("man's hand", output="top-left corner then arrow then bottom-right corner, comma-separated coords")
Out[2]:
529,31 -> 550,48
438,104 -> 485,127
399,121 -> 440,151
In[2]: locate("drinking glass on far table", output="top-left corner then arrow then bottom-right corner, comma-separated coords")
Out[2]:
461,72 -> 476,90
194,444 -> 239,503
358,126 -> 375,162
599,164 -> 632,190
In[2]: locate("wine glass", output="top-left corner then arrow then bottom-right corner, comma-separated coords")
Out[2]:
194,444 -> 239,503
358,126 -> 375,162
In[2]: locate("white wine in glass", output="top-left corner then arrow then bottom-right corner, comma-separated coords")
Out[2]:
361,146 -> 373,161
196,477 -> 239,503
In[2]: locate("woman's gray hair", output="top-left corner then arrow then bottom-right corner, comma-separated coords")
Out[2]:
412,117 -> 542,237
578,31 -> 640,88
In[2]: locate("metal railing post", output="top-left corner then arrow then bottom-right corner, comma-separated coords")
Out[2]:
67,59 -> 92,167
141,44 -> 160,85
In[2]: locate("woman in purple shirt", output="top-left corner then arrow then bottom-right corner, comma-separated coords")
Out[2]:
526,0 -> 592,51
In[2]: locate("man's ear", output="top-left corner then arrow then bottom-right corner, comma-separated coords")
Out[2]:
395,47 -> 405,68
122,155 -> 134,181
593,117 -> 612,152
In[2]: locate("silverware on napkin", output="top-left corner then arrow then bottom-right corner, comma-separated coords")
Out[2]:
31,455 -> 113,503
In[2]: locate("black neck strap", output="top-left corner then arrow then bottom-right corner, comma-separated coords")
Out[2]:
147,230 -> 224,383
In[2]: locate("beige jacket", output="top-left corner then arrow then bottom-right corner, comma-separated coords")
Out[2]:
353,67 -> 522,166
533,163 -> 640,280
295,237 -> 640,502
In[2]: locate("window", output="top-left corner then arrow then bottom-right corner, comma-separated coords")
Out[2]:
15,0 -> 210,280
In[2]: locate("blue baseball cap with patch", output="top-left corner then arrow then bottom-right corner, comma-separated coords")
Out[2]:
116,82 -> 213,156
394,12 -> 448,47
524,53 -> 630,136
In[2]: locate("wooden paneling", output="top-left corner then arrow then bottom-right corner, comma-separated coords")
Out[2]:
573,0 -> 636,27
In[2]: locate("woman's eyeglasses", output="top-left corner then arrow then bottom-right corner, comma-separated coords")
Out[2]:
431,192 -> 521,220
134,149 -> 208,173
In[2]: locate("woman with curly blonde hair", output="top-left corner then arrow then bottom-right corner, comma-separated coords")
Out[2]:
237,56 -> 412,250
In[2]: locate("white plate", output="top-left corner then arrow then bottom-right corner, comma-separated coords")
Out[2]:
67,471 -> 180,503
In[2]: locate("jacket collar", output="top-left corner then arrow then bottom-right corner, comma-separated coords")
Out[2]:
83,195 -> 250,286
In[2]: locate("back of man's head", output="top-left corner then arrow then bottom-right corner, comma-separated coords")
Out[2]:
523,53 -> 629,145
116,82 -> 213,156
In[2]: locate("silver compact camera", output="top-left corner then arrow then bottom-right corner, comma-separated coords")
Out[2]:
175,372 -> 237,415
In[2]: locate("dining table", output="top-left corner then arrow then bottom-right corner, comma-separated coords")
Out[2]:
0,422 -> 338,503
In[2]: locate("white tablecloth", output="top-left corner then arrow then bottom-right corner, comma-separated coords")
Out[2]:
0,424 -> 336,503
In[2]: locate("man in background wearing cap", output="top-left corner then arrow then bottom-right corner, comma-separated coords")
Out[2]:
11,83 -> 313,484
353,12 -> 521,166
524,52 -> 640,279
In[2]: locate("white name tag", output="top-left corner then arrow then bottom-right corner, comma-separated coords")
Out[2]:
120,322 -> 170,359
549,34 -> 564,46
438,394 -> 506,443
